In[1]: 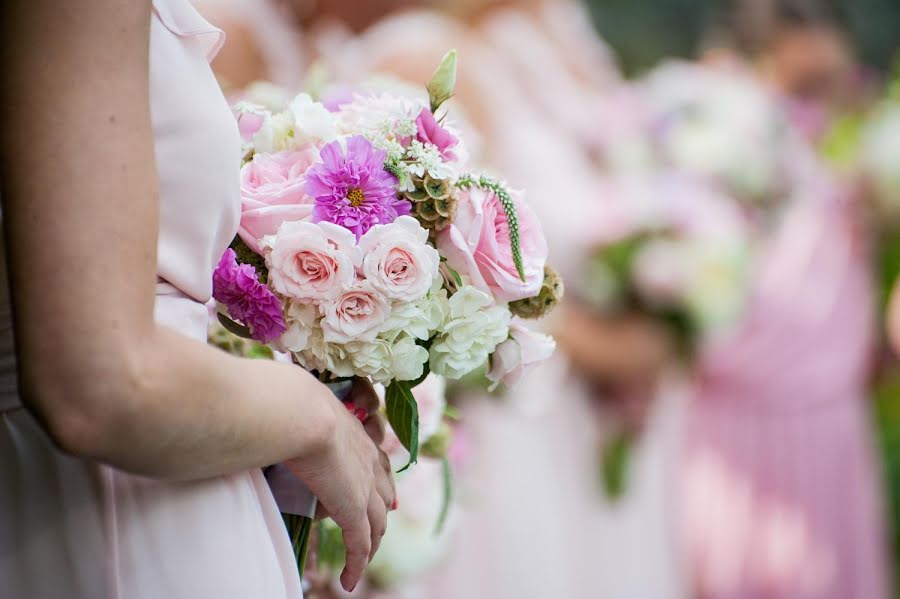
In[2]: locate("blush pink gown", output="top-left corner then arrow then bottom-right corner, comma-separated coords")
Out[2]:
0,2 -> 303,597
680,182 -> 892,598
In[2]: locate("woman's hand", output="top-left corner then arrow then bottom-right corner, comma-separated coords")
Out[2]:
285,392 -> 394,592
556,301 -> 676,388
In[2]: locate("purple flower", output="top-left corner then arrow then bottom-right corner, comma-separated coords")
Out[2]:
213,249 -> 286,343
415,108 -> 458,161
305,135 -> 408,239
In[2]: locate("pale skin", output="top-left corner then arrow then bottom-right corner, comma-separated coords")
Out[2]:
0,0 -> 392,592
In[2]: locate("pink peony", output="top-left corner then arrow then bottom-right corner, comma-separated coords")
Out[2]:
486,320 -> 556,390
321,281 -> 390,344
437,186 -> 548,303
238,148 -> 320,253
358,216 -> 440,302
212,249 -> 286,343
265,221 -> 359,302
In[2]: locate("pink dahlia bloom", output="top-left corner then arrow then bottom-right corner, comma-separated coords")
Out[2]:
212,249 -> 286,343
305,135 -> 408,239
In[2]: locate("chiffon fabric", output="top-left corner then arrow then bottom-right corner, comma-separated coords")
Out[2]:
0,2 -> 303,597
681,184 -> 892,598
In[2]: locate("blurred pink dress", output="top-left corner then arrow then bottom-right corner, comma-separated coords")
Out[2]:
681,184 -> 891,598
0,2 -> 303,597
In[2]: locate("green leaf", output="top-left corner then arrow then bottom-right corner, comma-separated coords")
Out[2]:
385,381 -> 420,471
599,430 -> 633,501
217,312 -> 254,339
434,456 -> 453,536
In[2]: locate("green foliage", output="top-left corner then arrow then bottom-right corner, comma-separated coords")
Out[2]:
385,381 -> 421,471
599,429 -> 633,500
435,457 -> 453,535
427,50 -> 458,114
230,235 -> 268,284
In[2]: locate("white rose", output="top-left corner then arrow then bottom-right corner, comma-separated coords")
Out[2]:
486,320 -> 556,391
390,336 -> 430,382
358,216 -> 441,302
429,286 -> 511,379
289,93 -> 338,143
321,281 -> 391,344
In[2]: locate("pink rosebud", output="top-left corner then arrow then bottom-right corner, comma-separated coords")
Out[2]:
486,320 -> 556,390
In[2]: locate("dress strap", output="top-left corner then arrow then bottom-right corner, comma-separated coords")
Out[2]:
152,0 -> 226,61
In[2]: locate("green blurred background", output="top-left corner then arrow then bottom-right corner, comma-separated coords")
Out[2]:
584,0 -> 900,75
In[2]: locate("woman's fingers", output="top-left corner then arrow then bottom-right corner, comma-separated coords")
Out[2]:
339,513 -> 371,592
367,488 -> 388,560
364,411 -> 386,447
374,449 -> 396,510
350,376 -> 381,415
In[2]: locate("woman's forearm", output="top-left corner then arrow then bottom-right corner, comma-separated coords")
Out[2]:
28,325 -> 339,481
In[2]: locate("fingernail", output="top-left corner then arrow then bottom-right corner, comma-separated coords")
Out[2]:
354,407 -> 368,423
391,497 -> 399,510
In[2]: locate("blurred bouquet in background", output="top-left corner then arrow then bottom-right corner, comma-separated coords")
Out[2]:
857,63 -> 900,220
212,51 -> 560,580
580,173 -> 750,354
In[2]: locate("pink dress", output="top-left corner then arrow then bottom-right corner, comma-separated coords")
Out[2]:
680,184 -> 891,598
0,2 -> 303,597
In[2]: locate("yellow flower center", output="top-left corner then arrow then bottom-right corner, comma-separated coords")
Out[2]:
346,187 -> 365,208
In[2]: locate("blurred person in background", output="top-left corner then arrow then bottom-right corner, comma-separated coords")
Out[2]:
704,0 -> 856,141
676,1 -> 892,597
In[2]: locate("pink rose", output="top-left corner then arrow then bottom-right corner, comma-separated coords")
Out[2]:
265,221 -> 359,302
486,320 -> 556,390
238,148 -> 320,252
321,281 -> 390,344
358,216 -> 440,302
437,186 -> 548,303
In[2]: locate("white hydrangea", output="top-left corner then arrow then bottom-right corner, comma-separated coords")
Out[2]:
429,286 -> 511,379
389,336 -> 430,382
347,339 -> 394,384
289,93 -> 338,144
253,111 -> 295,153
380,280 -> 449,342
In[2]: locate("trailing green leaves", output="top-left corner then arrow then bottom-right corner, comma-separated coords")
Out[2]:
385,380 -> 420,471
434,456 -> 453,535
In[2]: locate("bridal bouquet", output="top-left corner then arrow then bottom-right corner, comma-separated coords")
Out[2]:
214,51 -> 559,573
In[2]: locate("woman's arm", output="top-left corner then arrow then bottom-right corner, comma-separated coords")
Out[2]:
0,0 -> 332,480
1,2 -> 392,588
